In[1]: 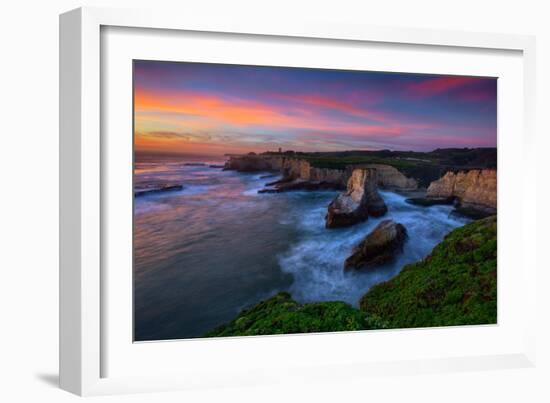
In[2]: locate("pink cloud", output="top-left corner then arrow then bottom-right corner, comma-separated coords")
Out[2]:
406,76 -> 482,98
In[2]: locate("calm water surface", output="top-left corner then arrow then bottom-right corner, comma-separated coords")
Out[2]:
134,159 -> 469,341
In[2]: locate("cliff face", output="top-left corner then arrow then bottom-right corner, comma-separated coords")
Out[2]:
225,154 -> 348,186
225,154 -> 417,190
326,168 -> 387,228
427,169 -> 496,210
223,154 -> 273,172
359,164 -> 418,190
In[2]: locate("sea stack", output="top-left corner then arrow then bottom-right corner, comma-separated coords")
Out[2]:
325,168 -> 387,228
344,220 -> 407,270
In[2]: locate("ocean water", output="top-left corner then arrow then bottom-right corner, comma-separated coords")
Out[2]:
134,160 -> 470,341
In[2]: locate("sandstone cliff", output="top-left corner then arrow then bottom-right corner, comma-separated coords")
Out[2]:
358,164 -> 418,190
426,169 -> 496,211
224,154 -> 418,191
326,168 -> 387,228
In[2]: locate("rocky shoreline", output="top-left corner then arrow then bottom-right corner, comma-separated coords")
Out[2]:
200,151 -> 498,337
222,151 -> 498,276
134,184 -> 184,197
206,216 -> 497,337
225,152 -> 497,218
224,153 -> 418,192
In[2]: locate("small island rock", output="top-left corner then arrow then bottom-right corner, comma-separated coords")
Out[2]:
344,220 -> 407,270
326,168 -> 387,228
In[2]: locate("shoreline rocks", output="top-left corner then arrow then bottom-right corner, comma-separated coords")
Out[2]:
405,196 -> 455,207
134,184 -> 183,197
344,220 -> 407,270
404,168 -> 499,218
426,169 -> 496,211
358,216 -> 497,328
224,154 -> 418,192
258,179 -> 342,193
326,169 -> 387,228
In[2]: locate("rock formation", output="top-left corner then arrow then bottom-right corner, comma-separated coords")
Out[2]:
344,220 -> 407,270
223,153 -> 273,172
357,164 -> 418,190
224,154 -> 419,192
134,184 -> 183,197
258,180 -> 342,193
325,169 -> 387,228
426,169 -> 496,212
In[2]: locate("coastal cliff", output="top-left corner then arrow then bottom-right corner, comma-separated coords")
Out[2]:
357,164 -> 417,190
205,216 -> 497,337
427,169 -> 496,211
224,154 -> 418,190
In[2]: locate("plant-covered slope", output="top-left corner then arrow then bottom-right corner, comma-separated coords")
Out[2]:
206,217 -> 497,337
359,215 -> 497,328
205,292 -> 378,337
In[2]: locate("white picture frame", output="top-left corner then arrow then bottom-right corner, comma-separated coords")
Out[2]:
59,6 -> 538,396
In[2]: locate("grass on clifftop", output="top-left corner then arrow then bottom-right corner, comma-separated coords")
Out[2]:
359,215 -> 497,328
205,217 -> 497,337
205,292 -> 385,337
262,148 -> 497,187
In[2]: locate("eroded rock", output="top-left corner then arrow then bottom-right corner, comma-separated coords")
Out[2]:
426,169 -> 496,210
325,169 -> 387,228
134,184 -> 183,197
357,164 -> 418,190
344,220 -> 407,270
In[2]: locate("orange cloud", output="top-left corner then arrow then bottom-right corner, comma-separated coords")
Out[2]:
135,89 -> 300,127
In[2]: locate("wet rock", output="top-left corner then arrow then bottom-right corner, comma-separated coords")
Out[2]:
325,169 -> 387,228
451,204 -> 496,220
344,220 -> 407,270
258,179 -> 341,193
134,184 -> 183,197
405,197 -> 455,207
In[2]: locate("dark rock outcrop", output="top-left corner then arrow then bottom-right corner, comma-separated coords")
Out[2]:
134,184 -> 183,197
405,196 -> 455,207
223,154 -> 274,172
344,220 -> 407,270
258,179 -> 342,193
325,169 -> 387,228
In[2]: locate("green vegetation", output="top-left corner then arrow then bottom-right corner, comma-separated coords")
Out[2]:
205,217 -> 497,337
205,292 -> 379,337
359,215 -> 497,328
262,148 -> 497,187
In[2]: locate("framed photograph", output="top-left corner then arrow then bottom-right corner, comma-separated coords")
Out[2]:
60,7 -> 537,396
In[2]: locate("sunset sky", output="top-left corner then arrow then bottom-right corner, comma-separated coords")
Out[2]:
134,60 -> 497,157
